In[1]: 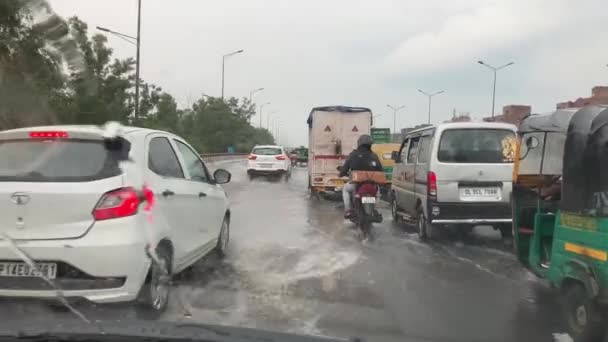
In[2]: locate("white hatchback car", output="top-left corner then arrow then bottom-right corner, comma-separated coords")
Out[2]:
246,145 -> 291,180
0,125 -> 232,314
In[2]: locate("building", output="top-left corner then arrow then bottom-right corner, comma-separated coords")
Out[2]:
483,104 -> 531,126
557,86 -> 608,109
448,114 -> 472,122
392,125 -> 432,142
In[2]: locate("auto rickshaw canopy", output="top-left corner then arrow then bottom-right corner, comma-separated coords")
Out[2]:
516,105 -> 608,213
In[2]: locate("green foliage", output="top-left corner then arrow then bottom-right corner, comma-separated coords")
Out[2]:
0,1 -> 275,153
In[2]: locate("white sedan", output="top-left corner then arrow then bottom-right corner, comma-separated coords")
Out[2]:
246,145 -> 291,180
0,125 -> 232,314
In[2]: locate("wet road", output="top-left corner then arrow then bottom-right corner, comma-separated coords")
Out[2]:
0,161 -> 566,342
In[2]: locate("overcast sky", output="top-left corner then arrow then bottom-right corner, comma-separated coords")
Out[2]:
49,0 -> 607,146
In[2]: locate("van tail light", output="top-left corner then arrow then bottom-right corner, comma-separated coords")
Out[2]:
29,131 -> 68,139
276,155 -> 286,160
93,187 -> 140,220
248,154 -> 257,160
428,171 -> 437,197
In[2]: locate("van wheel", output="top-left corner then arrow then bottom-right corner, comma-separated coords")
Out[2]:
416,210 -> 429,241
391,197 -> 400,223
562,283 -> 605,342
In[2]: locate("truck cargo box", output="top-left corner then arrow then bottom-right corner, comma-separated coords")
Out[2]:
307,106 -> 372,194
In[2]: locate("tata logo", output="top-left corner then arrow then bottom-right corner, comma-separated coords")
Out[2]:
10,192 -> 30,205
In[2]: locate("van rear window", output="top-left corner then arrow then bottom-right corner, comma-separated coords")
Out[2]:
0,140 -> 121,182
438,129 -> 515,163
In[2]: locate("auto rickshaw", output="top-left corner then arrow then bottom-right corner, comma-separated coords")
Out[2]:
513,105 -> 608,341
371,143 -> 400,200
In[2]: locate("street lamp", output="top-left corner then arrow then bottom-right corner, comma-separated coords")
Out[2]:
477,60 -> 514,117
221,49 -> 244,100
275,121 -> 283,144
96,0 -> 141,123
249,87 -> 264,102
267,111 -> 277,130
372,113 -> 382,127
259,102 -> 270,128
418,90 -> 444,124
386,105 -> 405,134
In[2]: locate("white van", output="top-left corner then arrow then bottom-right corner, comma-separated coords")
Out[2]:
390,122 -> 517,240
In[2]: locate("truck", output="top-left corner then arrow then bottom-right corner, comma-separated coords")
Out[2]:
307,106 -> 373,196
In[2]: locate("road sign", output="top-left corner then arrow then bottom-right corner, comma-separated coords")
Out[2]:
371,128 -> 391,144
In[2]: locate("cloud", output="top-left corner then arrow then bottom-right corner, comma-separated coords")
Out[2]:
383,0 -> 570,75
49,0 -> 608,145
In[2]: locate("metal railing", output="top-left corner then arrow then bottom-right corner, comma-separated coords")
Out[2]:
200,153 -> 248,164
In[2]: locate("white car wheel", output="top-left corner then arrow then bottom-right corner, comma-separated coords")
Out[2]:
216,217 -> 230,257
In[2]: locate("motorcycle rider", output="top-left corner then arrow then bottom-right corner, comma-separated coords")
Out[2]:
339,134 -> 384,218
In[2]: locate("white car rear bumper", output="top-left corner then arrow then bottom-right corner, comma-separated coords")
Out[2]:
0,216 -> 150,304
246,161 -> 289,173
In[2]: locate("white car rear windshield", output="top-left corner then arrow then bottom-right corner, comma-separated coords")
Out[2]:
252,147 -> 282,155
0,140 -> 121,182
438,129 -> 515,163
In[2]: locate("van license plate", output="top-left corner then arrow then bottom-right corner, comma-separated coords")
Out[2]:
0,262 -> 57,279
361,197 -> 376,204
459,187 -> 501,201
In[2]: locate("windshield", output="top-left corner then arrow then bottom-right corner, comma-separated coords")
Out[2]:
252,147 -> 282,155
1,1 -> 603,342
518,132 -> 566,175
0,140 -> 120,181
438,129 -> 515,163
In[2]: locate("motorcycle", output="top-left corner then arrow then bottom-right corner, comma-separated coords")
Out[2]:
338,167 -> 384,240
350,180 -> 383,239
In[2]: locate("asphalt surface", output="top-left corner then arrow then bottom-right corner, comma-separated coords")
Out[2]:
0,161 -> 568,342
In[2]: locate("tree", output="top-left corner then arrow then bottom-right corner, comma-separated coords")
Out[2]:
64,17 -> 134,125
1,4 -> 277,153
0,0 -> 67,129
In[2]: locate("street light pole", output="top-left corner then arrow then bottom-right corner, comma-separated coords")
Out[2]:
221,49 -> 244,100
386,105 -> 405,134
134,0 -> 141,124
477,60 -> 514,117
372,114 -> 382,127
417,90 -> 445,124
267,111 -> 276,130
259,102 -> 270,128
249,87 -> 264,102
96,0 -> 141,123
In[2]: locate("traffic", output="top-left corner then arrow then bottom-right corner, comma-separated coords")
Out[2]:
1,104 -> 608,341
2,1 -> 608,342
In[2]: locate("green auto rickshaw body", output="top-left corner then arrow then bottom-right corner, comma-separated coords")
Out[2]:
513,105 -> 608,339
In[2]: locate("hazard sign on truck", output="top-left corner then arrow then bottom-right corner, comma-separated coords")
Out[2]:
307,106 -> 373,195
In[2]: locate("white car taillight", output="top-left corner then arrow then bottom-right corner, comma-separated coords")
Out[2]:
93,187 -> 141,220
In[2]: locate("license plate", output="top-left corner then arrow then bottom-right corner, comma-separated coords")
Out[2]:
330,179 -> 345,186
459,187 -> 501,201
0,262 -> 57,279
258,163 -> 273,168
361,196 -> 376,204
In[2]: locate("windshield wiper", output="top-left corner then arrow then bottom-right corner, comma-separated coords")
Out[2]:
0,232 -> 101,332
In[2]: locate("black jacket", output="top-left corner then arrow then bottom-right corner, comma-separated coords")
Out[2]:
339,146 -> 384,177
